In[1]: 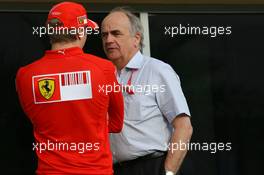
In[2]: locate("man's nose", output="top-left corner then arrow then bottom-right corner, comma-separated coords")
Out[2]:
105,34 -> 114,43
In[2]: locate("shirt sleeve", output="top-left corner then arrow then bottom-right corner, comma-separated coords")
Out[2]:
155,63 -> 191,123
16,68 -> 26,108
105,64 -> 124,133
15,67 -> 30,117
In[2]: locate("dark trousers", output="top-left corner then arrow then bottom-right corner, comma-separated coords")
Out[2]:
113,153 -> 181,175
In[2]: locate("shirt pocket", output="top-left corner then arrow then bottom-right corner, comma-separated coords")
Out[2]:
124,93 -> 157,121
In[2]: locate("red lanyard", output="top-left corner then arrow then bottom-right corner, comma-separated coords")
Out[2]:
124,69 -> 137,95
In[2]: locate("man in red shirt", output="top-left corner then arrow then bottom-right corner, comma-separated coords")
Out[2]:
16,2 -> 124,175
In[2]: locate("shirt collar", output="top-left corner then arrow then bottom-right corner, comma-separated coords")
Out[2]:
45,47 -> 84,58
125,51 -> 144,70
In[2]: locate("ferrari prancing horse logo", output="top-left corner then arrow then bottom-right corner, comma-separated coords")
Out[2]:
38,79 -> 55,100
33,71 -> 92,104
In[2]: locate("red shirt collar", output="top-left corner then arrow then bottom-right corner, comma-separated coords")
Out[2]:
45,47 -> 84,58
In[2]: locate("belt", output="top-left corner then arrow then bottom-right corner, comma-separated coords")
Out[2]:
136,151 -> 167,161
115,151 -> 167,166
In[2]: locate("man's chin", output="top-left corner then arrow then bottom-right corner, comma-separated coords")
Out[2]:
106,53 -> 120,61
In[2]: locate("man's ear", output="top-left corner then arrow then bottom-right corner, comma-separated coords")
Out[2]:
134,32 -> 141,48
77,28 -> 85,40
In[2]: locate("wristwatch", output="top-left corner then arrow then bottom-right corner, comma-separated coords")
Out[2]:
165,170 -> 175,175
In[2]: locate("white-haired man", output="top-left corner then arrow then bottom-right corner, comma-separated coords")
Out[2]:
101,7 -> 193,175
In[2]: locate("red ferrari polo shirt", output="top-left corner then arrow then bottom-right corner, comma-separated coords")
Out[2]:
16,47 -> 124,175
